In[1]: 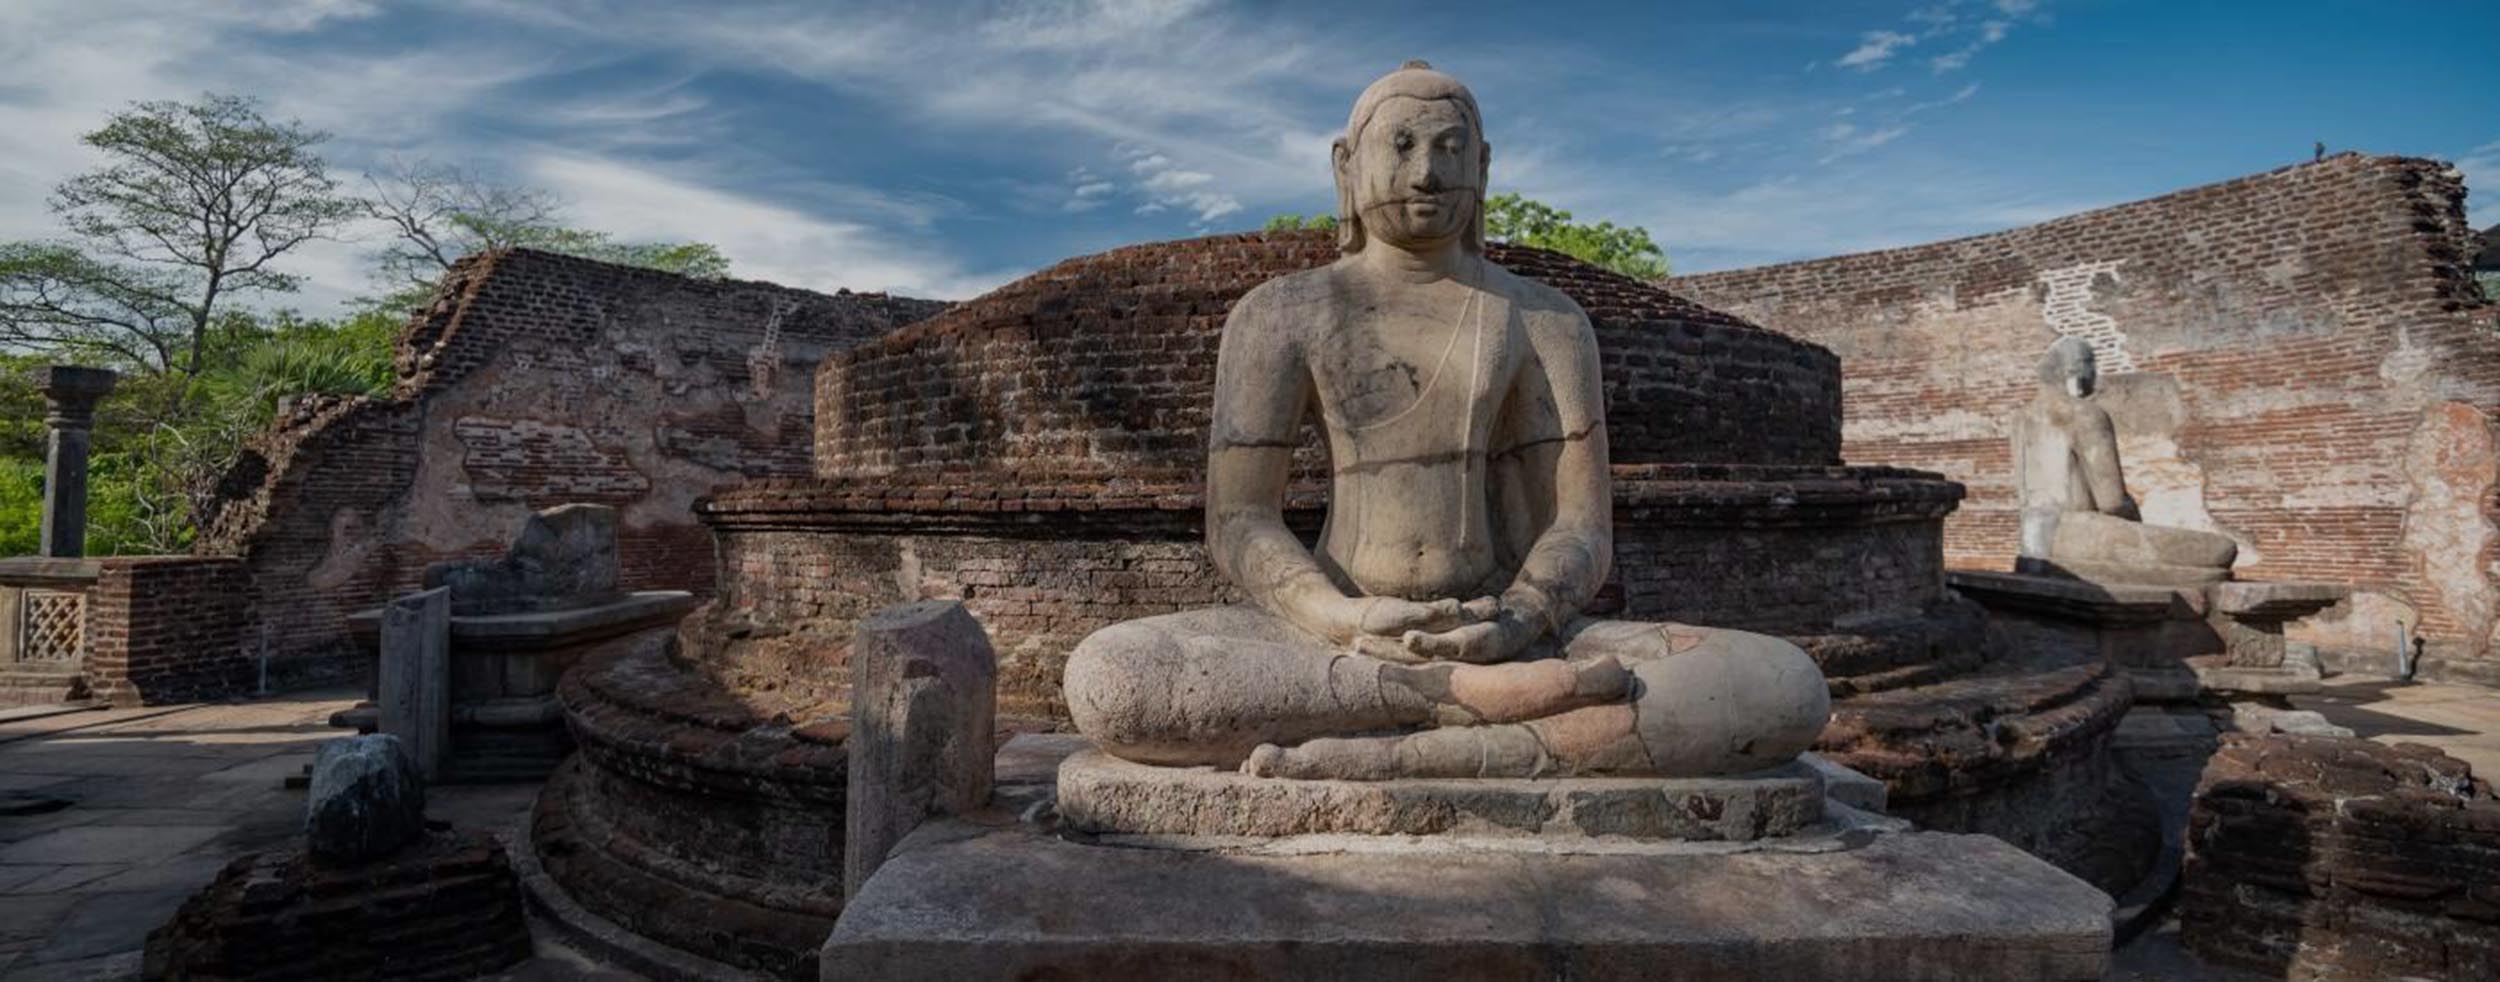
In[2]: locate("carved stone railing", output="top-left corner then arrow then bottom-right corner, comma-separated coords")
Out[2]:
0,558 -> 101,669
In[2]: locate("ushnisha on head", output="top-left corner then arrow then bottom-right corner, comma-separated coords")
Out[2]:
2038,336 -> 2100,398
1332,60 -> 1490,255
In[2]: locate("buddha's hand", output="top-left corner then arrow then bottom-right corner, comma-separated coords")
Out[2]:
1399,598 -> 1541,664
1314,596 -> 1476,661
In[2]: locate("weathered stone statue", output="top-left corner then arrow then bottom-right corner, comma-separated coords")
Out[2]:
1063,62 -> 1830,781
2012,337 -> 2238,584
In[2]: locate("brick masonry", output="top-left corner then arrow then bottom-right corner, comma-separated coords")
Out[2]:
2181,734 -> 2500,980
142,829 -> 535,981
1673,154 -> 2500,686
86,556 -> 252,707
816,232 -> 1844,479
193,249 -> 945,686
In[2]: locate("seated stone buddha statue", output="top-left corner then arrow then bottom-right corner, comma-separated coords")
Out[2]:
2011,337 -> 2238,585
1063,62 -> 1831,782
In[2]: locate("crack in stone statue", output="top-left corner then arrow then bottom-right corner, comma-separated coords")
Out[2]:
1063,62 -> 1831,781
2013,337 -> 2239,586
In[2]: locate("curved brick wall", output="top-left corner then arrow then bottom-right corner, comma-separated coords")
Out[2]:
699,464 -> 1960,717
814,231 -> 1842,477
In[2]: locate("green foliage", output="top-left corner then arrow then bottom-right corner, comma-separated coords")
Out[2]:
1483,193 -> 1669,280
0,458 -> 37,557
1261,194 -> 1669,280
1264,213 -> 1340,232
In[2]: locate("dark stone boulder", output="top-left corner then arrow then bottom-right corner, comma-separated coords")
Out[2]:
305,734 -> 426,864
422,503 -> 621,615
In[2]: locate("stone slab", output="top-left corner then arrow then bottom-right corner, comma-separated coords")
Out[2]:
347,590 -> 698,651
825,818 -> 2113,982
1947,570 -> 2190,624
2209,580 -> 2345,619
1055,748 -> 1825,841
1799,751 -> 1886,812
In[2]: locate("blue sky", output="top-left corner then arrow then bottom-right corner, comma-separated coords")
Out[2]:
1,0 -> 2494,312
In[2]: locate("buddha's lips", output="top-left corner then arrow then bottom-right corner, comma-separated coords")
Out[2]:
1362,191 -> 1477,211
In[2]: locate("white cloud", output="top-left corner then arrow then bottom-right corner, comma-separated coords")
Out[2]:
1816,124 -> 1909,164
527,153 -> 1009,300
1905,83 -> 1982,115
1838,30 -> 1918,72
1994,0 -> 2040,14
2458,140 -> 2500,229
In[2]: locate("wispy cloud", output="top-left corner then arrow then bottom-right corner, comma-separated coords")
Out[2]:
1838,30 -> 1918,72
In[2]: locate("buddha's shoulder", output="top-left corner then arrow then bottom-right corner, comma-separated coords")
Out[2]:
1235,265 -> 1346,312
1480,263 -> 1591,331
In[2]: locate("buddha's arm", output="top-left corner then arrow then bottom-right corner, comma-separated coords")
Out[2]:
1501,312 -> 1612,634
2077,408 -> 2139,519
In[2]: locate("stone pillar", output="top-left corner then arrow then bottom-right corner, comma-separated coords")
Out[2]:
845,600 -> 996,901
379,587 -> 452,781
35,366 -> 117,559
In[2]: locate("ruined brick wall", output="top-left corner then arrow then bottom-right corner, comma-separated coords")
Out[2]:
816,233 -> 1843,479
2181,734 -> 2500,980
196,250 -> 945,685
85,556 -> 250,706
1672,155 -> 2500,684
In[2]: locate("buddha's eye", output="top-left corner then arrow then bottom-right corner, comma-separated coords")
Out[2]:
1393,133 -> 1414,153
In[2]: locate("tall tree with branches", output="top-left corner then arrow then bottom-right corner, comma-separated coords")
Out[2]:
0,94 -> 357,389
360,157 -> 730,315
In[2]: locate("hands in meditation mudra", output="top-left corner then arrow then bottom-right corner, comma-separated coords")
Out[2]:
1064,62 -> 1832,781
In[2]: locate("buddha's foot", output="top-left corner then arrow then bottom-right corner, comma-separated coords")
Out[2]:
1234,704 -> 1648,780
1387,656 -> 1630,726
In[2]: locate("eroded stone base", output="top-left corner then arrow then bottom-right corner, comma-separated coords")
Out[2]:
825,817 -> 2113,982
1056,749 -> 1825,841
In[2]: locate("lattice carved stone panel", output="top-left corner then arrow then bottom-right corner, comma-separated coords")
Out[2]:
21,590 -> 87,663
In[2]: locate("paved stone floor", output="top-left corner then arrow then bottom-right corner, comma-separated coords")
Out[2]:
0,691 -> 630,981
0,674 -> 2490,981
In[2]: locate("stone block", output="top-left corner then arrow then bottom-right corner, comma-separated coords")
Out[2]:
1057,749 -> 1825,840
1799,752 -> 1887,812
423,503 -> 622,615
825,820 -> 2113,981
304,734 -> 426,864
378,587 -> 451,780
845,600 -> 996,900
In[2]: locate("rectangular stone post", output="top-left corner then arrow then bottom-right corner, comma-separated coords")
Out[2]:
35,366 -> 117,559
845,600 -> 996,901
379,587 -> 452,780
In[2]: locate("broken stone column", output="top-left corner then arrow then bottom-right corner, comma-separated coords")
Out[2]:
379,587 -> 451,780
35,365 -> 116,559
845,600 -> 995,900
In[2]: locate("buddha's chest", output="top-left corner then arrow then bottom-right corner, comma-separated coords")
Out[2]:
1307,301 -> 1520,438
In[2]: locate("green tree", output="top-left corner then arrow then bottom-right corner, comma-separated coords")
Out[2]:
1262,194 -> 1669,280
0,94 -> 357,388
360,158 -> 730,315
1483,193 -> 1669,280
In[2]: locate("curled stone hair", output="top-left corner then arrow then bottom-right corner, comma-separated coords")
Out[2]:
2038,336 -> 2099,387
1333,60 -> 1489,255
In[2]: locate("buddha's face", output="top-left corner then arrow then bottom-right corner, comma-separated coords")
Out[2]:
1338,96 -> 1484,250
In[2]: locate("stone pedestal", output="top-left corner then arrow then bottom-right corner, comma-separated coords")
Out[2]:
1057,749 -> 1827,841
825,815 -> 2113,981
348,590 -> 698,781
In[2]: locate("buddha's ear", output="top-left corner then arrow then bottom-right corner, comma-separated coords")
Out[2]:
1331,137 -> 1364,253
1469,140 -> 1492,254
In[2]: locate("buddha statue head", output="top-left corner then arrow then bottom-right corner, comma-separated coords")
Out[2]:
2039,336 -> 2100,399
1331,60 -> 1489,255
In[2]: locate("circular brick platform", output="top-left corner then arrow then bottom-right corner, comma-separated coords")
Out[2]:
1055,749 -> 1826,842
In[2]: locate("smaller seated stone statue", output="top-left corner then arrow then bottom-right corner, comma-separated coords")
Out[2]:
1062,62 -> 1830,783
2012,338 -> 2237,586
422,503 -> 622,615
